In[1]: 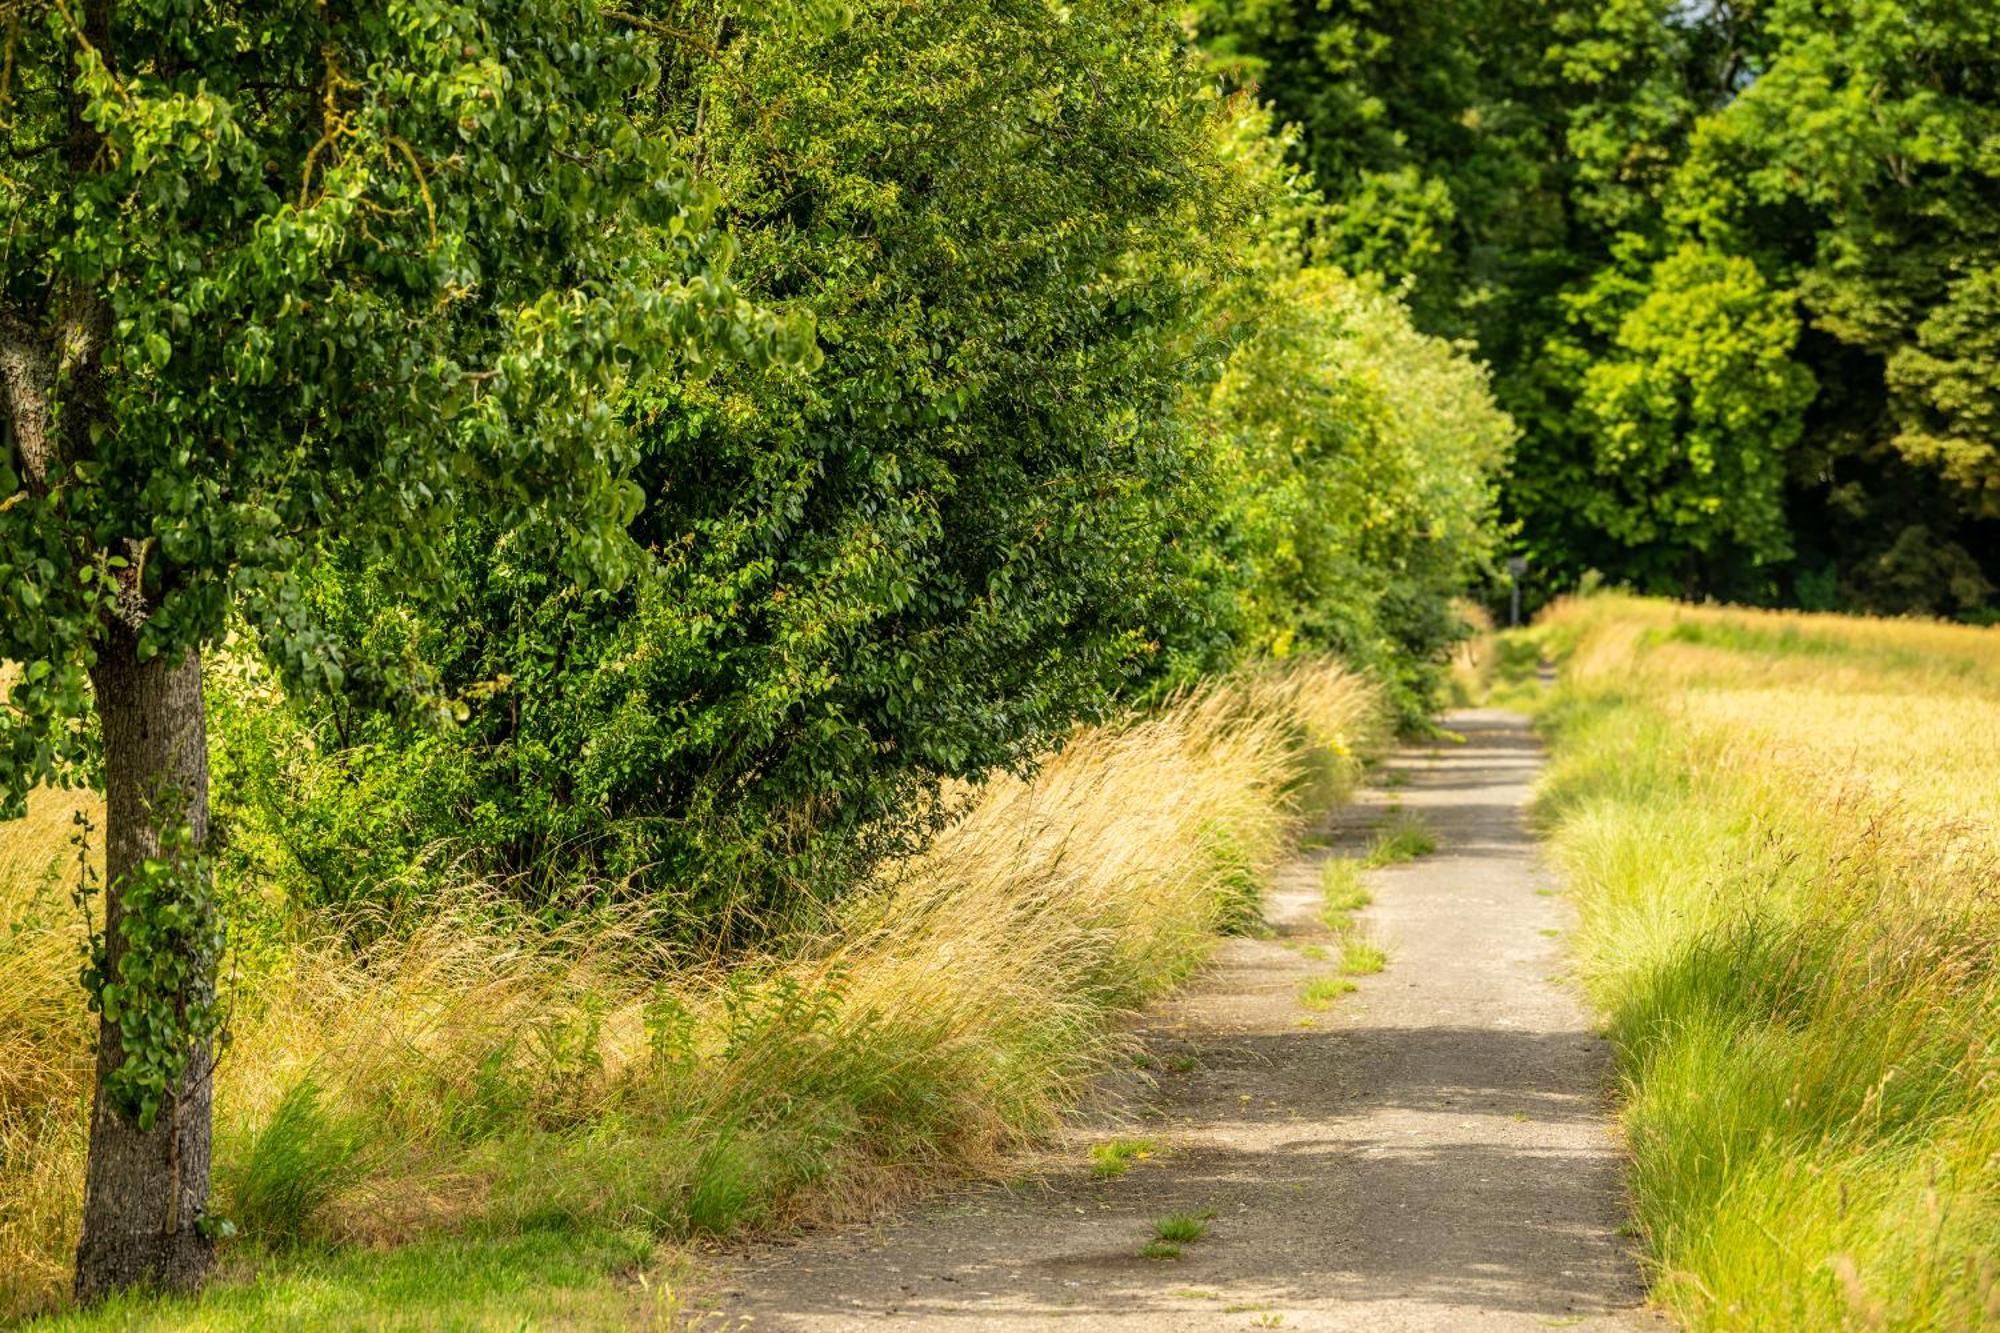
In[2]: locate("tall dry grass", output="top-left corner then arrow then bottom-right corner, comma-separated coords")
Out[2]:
1530,595 -> 2000,1328
1445,598 -> 1497,706
0,662 -> 1378,1321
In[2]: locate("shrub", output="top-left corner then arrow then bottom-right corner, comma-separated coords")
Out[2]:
213,0 -> 1269,929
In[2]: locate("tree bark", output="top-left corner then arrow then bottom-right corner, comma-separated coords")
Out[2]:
73,629 -> 217,1303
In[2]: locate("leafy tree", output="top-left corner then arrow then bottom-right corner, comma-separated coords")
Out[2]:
1188,0 -> 1576,352
1670,0 -> 2000,609
1199,0 -> 2000,614
1205,264 -> 1512,723
209,0 -> 1264,926
0,0 -> 790,1299
1560,243 -> 1814,593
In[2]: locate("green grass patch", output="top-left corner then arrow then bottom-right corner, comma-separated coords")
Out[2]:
1090,1137 -> 1158,1179
1138,1241 -> 1182,1261
1318,859 -> 1372,933
1361,811 -> 1437,867
39,1227 -> 685,1332
1152,1212 -> 1209,1244
1298,977 -> 1356,1011
1339,938 -> 1386,975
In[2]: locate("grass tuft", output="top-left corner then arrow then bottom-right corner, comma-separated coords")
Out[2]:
1339,938 -> 1386,975
1152,1212 -> 1208,1243
1318,859 -> 1373,936
1361,811 -> 1437,868
218,1078 -> 366,1246
1298,977 -> 1356,1011
1319,858 -> 1372,913
1089,1138 -> 1158,1180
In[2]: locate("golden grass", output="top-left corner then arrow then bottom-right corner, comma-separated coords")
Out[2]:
1531,594 -> 2000,1328
1446,598 -> 1497,706
0,661 -> 1379,1320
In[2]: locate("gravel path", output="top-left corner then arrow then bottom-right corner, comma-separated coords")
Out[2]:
713,710 -> 1650,1330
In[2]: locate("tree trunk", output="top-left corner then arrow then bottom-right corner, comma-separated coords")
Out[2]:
73,630 -> 217,1303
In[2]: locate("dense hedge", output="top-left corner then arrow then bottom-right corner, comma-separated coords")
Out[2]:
205,3 -> 1510,930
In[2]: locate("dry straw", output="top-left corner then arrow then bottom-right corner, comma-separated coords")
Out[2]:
0,661 -> 1378,1319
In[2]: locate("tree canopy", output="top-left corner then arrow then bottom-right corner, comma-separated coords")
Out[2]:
1194,0 -> 2000,614
3,1 -> 1511,1301
0,0 -> 798,1297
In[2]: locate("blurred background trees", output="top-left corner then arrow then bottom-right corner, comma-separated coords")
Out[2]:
1190,0 -> 2000,616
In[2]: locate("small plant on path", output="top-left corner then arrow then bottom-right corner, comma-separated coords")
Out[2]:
1091,1138 -> 1157,1179
1300,977 -> 1356,1010
1363,811 -> 1438,867
1320,861 -> 1372,925
1341,938 -> 1387,975
1153,1213 -> 1208,1244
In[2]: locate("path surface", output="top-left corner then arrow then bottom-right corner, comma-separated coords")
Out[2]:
714,710 -> 1648,1330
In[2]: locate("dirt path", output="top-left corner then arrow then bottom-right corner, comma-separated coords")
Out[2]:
712,710 -> 1648,1330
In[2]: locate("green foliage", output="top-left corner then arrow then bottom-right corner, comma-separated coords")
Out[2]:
205,3 -> 1506,924
0,3 -> 794,800
85,820 -> 224,1129
1197,0 -> 2000,617
1669,0 -> 2000,611
1204,262 -> 1512,725
1187,0 -> 1567,350
1563,243 -> 1815,583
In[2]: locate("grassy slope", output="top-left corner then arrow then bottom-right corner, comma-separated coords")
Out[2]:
1,665 -> 1380,1328
1517,595 -> 2000,1329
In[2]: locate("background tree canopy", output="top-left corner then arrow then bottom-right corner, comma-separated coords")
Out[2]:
1191,0 -> 2000,616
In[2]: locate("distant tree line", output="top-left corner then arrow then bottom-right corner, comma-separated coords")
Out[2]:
1194,0 -> 2000,614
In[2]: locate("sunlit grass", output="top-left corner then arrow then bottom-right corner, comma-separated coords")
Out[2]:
0,663 -> 1382,1322
1318,860 -> 1372,937
1530,594 -> 2000,1329
1298,977 -> 1355,1011
1339,938 -> 1386,975
1089,1137 -> 1160,1180
1361,811 -> 1436,867
33,1228 -> 693,1332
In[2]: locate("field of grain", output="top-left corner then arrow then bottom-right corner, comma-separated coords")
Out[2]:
1525,596 -> 2000,1329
